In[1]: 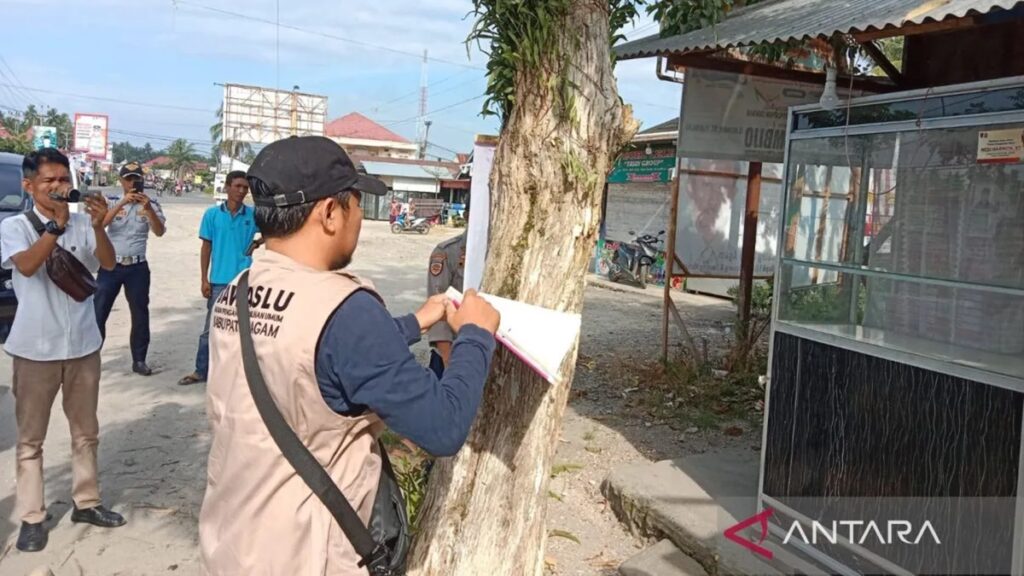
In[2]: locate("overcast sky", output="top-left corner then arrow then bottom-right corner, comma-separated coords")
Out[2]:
0,0 -> 680,157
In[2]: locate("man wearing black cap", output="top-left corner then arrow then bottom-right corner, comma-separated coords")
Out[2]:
94,161 -> 166,376
198,136 -> 500,574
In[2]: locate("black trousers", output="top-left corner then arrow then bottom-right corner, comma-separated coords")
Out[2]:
94,262 -> 151,363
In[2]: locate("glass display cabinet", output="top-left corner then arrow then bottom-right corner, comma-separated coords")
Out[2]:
760,77 -> 1024,575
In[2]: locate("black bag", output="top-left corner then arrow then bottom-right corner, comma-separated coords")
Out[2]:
236,271 -> 410,575
24,211 -> 98,302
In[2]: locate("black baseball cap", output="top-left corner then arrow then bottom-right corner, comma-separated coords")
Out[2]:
119,161 -> 143,178
248,136 -> 388,208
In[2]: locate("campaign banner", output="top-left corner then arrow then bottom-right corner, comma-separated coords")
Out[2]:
73,113 -> 109,158
32,126 -> 58,150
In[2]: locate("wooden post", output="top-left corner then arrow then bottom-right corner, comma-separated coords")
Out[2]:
739,161 -> 763,339
662,172 -> 681,363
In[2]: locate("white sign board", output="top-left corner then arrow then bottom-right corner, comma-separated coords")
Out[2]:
464,139 -> 496,292
977,128 -> 1024,164
680,69 -> 859,163
675,158 -> 781,277
222,84 -> 327,145
73,113 -> 109,158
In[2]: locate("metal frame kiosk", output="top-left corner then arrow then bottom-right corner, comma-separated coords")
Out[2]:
760,76 -> 1024,575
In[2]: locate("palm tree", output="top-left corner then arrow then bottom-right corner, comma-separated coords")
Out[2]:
210,104 -> 253,164
167,139 -> 197,181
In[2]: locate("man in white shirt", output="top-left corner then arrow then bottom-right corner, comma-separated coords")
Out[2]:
0,149 -> 124,553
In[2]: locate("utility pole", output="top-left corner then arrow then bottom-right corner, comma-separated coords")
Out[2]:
290,84 -> 300,137
418,49 -> 428,159
423,120 -> 433,160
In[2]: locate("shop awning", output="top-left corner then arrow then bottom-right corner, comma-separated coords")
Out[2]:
615,0 -> 1023,60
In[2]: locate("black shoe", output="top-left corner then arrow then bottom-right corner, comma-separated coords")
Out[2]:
71,505 -> 126,528
16,522 -> 47,552
132,362 -> 153,376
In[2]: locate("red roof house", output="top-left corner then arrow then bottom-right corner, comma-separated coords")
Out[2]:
325,112 -> 419,159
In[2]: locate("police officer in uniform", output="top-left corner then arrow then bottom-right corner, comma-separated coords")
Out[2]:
94,161 -> 166,376
426,205 -> 468,378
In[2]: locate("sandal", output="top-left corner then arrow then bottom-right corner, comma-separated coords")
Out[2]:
178,373 -> 205,386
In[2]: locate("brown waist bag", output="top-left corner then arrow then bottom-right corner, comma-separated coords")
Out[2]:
24,211 -> 98,302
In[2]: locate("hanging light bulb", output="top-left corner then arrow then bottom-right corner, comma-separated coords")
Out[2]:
645,144 -> 653,156
819,65 -> 841,111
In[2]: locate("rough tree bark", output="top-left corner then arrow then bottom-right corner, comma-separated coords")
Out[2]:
408,2 -> 638,574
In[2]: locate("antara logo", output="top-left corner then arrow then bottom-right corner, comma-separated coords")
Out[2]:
724,508 -> 942,560
782,520 -> 942,547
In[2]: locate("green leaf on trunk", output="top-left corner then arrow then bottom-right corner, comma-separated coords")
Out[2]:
550,463 -> 584,478
548,529 -> 581,545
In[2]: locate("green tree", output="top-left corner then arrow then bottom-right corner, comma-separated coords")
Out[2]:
0,136 -> 33,155
113,141 -> 163,164
166,138 -> 198,180
41,107 -> 73,149
210,103 -> 253,164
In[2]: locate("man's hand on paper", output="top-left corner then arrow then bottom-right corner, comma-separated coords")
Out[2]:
415,294 -> 450,333
446,289 -> 500,335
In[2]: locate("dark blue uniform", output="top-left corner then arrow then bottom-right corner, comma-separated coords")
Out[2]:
94,195 -> 166,365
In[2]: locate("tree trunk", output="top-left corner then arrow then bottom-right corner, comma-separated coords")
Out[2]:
408,2 -> 637,575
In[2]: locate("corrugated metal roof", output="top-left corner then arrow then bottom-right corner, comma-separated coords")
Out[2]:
638,118 -> 679,135
615,0 -> 1023,60
361,161 -> 454,180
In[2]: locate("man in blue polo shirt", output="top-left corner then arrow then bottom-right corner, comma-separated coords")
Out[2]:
178,170 -> 257,386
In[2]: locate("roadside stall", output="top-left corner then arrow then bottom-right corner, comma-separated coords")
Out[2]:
615,1 -> 1024,573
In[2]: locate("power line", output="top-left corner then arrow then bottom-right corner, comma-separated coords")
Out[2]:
372,70 -> 475,113
0,83 -> 214,113
0,55 -> 47,109
109,128 -> 211,148
386,95 -> 485,126
174,0 -> 484,71
624,97 -> 679,111
0,69 -> 32,111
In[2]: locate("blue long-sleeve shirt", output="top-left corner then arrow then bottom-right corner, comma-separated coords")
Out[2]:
315,290 -> 496,457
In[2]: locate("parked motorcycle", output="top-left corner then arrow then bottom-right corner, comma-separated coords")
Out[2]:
391,215 -> 432,235
608,230 -> 665,289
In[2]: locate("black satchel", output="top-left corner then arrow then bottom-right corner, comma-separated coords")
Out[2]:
236,271 -> 410,575
24,211 -> 98,302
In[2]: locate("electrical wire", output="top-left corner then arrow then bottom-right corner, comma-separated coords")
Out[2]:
372,70 -> 477,112
0,55 -> 47,109
174,0 -> 484,71
0,83 -> 214,113
385,95 -> 485,126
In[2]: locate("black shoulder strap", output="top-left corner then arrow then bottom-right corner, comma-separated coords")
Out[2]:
236,271 -> 382,566
23,211 -> 45,235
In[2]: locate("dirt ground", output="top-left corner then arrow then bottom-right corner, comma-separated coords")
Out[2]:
0,194 -> 746,575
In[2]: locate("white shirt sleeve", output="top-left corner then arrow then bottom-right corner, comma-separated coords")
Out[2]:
1,216 -> 31,271
73,213 -> 101,273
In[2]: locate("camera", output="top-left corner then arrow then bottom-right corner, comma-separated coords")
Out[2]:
132,180 -> 145,193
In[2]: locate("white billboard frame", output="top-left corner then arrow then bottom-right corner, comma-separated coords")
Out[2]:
221,83 -> 327,145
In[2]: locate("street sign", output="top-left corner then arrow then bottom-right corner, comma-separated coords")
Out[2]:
608,145 -> 675,183
222,84 -> 327,145
73,113 -> 109,159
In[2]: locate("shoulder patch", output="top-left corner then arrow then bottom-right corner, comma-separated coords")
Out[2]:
430,250 -> 446,276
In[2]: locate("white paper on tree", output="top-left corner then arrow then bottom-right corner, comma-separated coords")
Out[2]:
445,287 -> 581,385
464,140 -> 496,291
